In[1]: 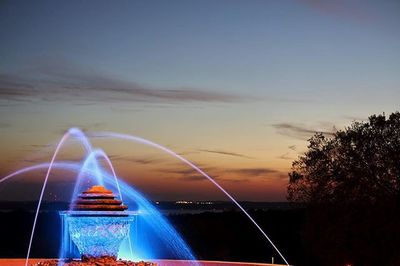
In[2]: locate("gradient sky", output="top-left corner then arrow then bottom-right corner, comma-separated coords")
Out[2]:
0,0 -> 399,201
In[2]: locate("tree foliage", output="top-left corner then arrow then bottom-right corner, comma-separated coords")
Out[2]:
287,112 -> 400,266
288,112 -> 400,204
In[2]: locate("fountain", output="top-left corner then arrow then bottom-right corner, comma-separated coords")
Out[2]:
62,185 -> 135,260
0,128 -> 290,266
37,186 -> 146,265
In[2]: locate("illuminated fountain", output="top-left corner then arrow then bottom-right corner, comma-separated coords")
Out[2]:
60,185 -> 135,261
0,128 -> 290,266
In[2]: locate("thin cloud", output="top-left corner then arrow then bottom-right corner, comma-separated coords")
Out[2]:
342,115 -> 366,121
107,155 -> 160,165
197,149 -> 254,159
288,145 -> 297,151
301,0 -> 374,23
272,122 -> 336,140
0,122 -> 11,129
180,175 -> 210,182
0,60 -> 245,104
278,145 -> 299,160
278,152 -> 294,160
228,168 -> 279,176
161,166 -> 216,176
0,73 -> 34,90
158,164 -> 286,183
56,123 -> 106,133
184,175 -> 206,181
21,158 -> 45,164
215,177 -> 250,183
177,175 -> 250,183
219,167 -> 287,182
109,106 -> 144,113
177,151 -> 201,156
26,144 -> 53,149
179,174 -> 247,183
160,166 -> 218,182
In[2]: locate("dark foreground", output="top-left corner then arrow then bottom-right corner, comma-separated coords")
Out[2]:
0,204 -> 302,265
1,201 -> 399,266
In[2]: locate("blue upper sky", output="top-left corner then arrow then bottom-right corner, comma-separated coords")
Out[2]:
1,0 -> 399,94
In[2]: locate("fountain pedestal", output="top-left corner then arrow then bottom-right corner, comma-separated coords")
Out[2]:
59,186 -> 137,260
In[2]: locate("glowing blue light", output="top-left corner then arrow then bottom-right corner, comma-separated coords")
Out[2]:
62,211 -> 136,258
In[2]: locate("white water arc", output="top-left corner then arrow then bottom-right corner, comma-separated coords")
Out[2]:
0,162 -> 80,184
71,149 -> 123,202
23,128 -> 103,266
90,131 -> 290,266
25,131 -> 71,266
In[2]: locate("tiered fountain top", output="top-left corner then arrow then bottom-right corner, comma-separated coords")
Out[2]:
71,185 -> 128,211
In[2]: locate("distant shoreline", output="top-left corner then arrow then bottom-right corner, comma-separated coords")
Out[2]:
0,201 -> 301,213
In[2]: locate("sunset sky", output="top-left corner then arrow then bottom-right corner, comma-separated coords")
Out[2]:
0,0 -> 399,201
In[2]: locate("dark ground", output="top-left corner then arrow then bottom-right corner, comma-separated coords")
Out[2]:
1,202 -> 399,266
0,202 -> 304,265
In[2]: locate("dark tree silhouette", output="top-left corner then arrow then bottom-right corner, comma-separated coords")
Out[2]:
287,112 -> 400,266
288,112 -> 400,204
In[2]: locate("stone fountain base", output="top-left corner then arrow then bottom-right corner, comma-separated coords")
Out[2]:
34,256 -> 156,266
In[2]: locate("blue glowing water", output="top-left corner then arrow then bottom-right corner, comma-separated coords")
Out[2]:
102,177 -> 197,261
62,168 -> 199,262
62,212 -> 135,258
0,161 -> 198,263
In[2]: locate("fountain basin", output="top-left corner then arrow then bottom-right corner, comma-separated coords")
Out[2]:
60,211 -> 137,259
